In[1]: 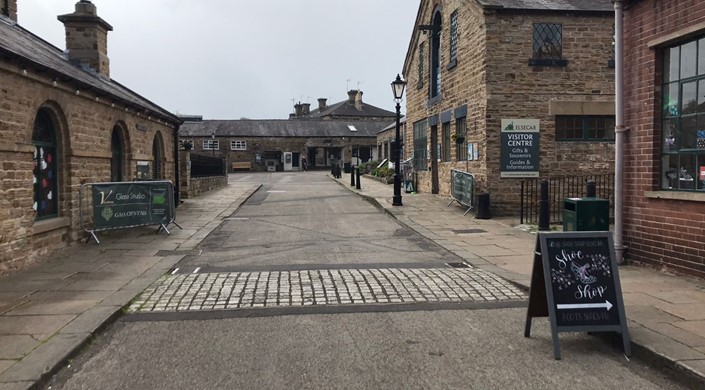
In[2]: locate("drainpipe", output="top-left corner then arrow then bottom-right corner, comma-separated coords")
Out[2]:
173,122 -> 180,207
614,0 -> 626,264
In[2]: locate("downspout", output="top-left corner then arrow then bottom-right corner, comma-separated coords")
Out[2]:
173,121 -> 180,208
614,0 -> 626,264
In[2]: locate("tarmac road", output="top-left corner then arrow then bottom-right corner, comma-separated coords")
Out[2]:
45,172 -> 689,389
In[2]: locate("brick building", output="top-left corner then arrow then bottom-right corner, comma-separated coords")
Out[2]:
621,0 -> 705,278
180,90 -> 396,172
0,1 -> 181,275
401,0 -> 616,215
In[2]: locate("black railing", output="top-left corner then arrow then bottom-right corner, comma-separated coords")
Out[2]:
520,173 -> 614,224
190,154 -> 224,178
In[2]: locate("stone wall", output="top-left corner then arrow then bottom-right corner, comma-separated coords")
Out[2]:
403,0 -> 615,216
622,0 -> 705,278
0,61 -> 178,276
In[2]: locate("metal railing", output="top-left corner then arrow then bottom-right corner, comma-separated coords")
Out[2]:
190,154 -> 225,178
520,173 -> 614,224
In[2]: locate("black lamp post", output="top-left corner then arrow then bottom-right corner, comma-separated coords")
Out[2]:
391,74 -> 406,206
211,131 -> 215,157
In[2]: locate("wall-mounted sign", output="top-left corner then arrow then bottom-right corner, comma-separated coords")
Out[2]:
500,119 -> 540,178
136,161 -> 150,179
525,231 -> 631,359
136,123 -> 148,132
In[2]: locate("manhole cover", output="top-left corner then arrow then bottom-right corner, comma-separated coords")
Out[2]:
452,229 -> 487,234
446,262 -> 470,268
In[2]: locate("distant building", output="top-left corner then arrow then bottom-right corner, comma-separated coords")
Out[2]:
180,90 -> 396,172
0,0 -> 181,275
401,0 -> 616,215
621,0 -> 705,278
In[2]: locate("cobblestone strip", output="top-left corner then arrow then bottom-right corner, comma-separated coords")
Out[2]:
128,267 -> 527,313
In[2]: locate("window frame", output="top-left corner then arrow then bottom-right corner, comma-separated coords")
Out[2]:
455,117 -> 468,161
230,140 -> 247,151
430,9 -> 442,101
203,139 -> 219,150
529,23 -> 568,67
442,121 -> 451,162
32,109 -> 59,220
660,35 -> 705,191
413,119 -> 428,171
555,115 -> 616,142
417,41 -> 425,90
448,10 -> 459,70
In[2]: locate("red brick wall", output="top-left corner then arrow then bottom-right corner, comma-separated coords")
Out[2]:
623,0 -> 705,278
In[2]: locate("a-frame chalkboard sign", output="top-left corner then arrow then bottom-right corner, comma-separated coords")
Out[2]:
524,231 -> 631,359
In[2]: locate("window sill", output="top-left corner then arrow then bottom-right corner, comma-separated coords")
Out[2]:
416,82 -> 424,91
644,191 -> 705,202
427,94 -> 442,107
33,217 -> 70,235
446,59 -> 457,71
528,58 -> 568,67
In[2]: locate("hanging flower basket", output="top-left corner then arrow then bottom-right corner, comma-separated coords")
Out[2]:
181,140 -> 193,151
451,133 -> 465,144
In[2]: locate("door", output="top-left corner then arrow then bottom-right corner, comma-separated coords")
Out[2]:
431,125 -> 439,194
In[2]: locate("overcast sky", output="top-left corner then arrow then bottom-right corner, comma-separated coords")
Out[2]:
17,0 -> 418,119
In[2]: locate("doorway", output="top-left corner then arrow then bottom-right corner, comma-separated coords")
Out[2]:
431,125 -> 439,194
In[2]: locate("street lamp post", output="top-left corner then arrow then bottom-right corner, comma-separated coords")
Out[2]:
211,131 -> 215,157
391,74 -> 406,206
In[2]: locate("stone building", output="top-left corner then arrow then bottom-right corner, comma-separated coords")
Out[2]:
621,0 -> 705,278
0,1 -> 181,275
180,90 -> 396,172
377,117 -> 407,163
401,0 -> 616,215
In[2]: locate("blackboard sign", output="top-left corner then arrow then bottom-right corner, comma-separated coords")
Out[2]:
447,169 -> 475,216
80,181 -> 179,244
524,231 -> 631,359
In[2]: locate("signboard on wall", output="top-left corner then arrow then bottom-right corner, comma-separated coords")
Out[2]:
500,119 -> 540,178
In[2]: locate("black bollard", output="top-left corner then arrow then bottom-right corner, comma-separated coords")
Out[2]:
586,180 -> 596,198
350,165 -> 356,187
538,179 -> 550,231
355,167 -> 361,190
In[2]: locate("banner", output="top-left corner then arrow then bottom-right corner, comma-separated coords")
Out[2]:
91,182 -> 173,231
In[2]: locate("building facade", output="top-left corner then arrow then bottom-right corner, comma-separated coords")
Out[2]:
402,0 -> 616,215
622,0 -> 705,278
0,1 -> 181,275
181,91 -> 396,172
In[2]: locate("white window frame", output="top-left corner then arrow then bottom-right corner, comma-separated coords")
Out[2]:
230,140 -> 247,151
203,140 -> 219,150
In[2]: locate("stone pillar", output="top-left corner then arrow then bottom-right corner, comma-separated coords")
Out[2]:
58,1 -> 113,78
179,150 -> 191,199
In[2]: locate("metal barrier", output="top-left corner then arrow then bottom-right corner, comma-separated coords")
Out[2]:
79,180 -> 181,244
191,154 -> 224,178
520,173 -> 614,224
447,169 -> 476,216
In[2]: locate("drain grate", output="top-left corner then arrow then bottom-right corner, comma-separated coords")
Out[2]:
452,229 -> 487,234
446,262 -> 470,268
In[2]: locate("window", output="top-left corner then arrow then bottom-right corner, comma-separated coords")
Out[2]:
456,117 -> 468,161
661,36 -> 705,191
203,140 -> 219,150
417,42 -> 425,90
555,116 -> 615,141
448,10 -> 459,69
32,109 -> 58,219
413,119 -> 428,171
110,127 -> 123,182
230,140 -> 247,150
530,23 -> 567,67
152,132 -> 164,180
430,10 -> 442,99
442,122 -> 451,162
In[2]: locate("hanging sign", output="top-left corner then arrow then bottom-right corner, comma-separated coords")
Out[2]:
524,231 -> 631,359
500,119 -> 540,178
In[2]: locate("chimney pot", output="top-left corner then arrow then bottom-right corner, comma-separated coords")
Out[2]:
302,103 -> 311,116
318,98 -> 327,110
294,103 -> 303,117
347,90 -> 357,103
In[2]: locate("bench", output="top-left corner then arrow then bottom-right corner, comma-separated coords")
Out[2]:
232,161 -> 252,171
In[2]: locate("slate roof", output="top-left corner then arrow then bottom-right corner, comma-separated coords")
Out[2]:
378,117 -> 406,134
476,0 -> 614,12
306,99 -> 396,119
179,119 -> 390,138
0,17 -> 180,124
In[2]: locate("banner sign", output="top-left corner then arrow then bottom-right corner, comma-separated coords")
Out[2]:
91,182 -> 173,230
500,119 -> 540,178
524,231 -> 631,359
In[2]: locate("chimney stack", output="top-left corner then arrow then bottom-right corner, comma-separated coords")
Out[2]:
58,1 -> 113,78
1,0 -> 17,22
355,90 -> 363,111
302,103 -> 311,116
318,98 -> 327,110
294,103 -> 303,117
347,90 -> 357,103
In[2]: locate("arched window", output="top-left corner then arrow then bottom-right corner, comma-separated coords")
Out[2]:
32,109 -> 58,219
430,9 -> 442,99
110,127 -> 123,182
152,132 -> 164,179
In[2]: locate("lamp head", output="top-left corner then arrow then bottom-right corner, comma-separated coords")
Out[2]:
391,74 -> 407,102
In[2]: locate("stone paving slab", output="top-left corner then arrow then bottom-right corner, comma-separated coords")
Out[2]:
129,267 -> 527,313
